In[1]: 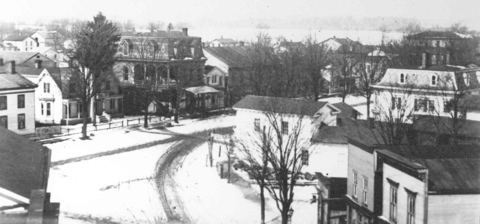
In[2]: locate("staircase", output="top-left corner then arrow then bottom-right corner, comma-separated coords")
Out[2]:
98,115 -> 109,123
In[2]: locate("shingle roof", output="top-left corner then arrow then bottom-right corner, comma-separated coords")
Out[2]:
0,51 -> 42,65
332,102 -> 362,118
4,35 -> 31,41
15,66 -> 45,76
233,95 -> 329,117
312,120 -> 385,145
412,115 -> 480,138
0,127 -> 50,198
0,73 -> 37,90
204,46 -> 251,68
378,144 -> 480,193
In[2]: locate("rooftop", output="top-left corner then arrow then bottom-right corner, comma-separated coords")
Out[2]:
408,31 -> 471,40
0,51 -> 49,65
185,85 -> 221,94
233,95 -> 329,117
412,115 -> 480,138
204,46 -> 251,68
4,35 -> 31,41
0,126 -> 50,198
211,38 -> 237,44
378,144 -> 480,194
0,72 -> 37,90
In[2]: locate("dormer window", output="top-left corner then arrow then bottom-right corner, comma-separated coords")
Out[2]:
464,73 -> 470,86
123,42 -> 129,55
399,73 -> 405,84
431,75 -> 437,86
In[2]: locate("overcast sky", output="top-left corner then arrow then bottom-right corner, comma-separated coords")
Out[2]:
3,0 -> 480,29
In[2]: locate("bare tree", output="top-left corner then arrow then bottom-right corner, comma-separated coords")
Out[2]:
303,35 -> 330,101
356,45 -> 390,118
372,81 -> 417,145
235,99 -> 311,224
70,12 -> 120,139
273,38 -> 305,97
147,21 -> 165,33
331,40 -> 361,102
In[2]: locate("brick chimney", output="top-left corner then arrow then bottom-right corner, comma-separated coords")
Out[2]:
35,59 -> 42,69
7,61 -> 15,74
182,28 -> 188,36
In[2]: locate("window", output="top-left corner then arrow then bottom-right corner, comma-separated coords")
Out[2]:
301,149 -> 309,165
212,75 -> 217,83
206,77 -> 210,85
17,94 -> 25,108
254,118 -> 261,131
123,42 -> 129,55
431,55 -> 437,65
353,172 -> 358,198
219,76 -> 224,86
415,98 -> 429,112
46,103 -> 51,116
44,83 -> 50,93
105,81 -> 111,91
281,121 -> 288,135
110,99 -> 115,109
392,97 -> 402,110
123,66 -> 129,81
18,114 -> 25,129
396,97 -> 402,110
389,182 -> 398,223
362,178 -> 368,205
463,73 -> 470,86
428,100 -> 435,112
431,75 -> 437,86
407,191 -> 416,224
41,103 -> 44,115
0,116 -> 7,129
0,96 -> 6,110
444,100 -> 452,113
399,73 -> 405,84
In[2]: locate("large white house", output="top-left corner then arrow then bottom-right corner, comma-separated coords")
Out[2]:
372,65 -> 480,122
2,35 -> 36,52
0,62 -> 36,135
232,95 -> 360,177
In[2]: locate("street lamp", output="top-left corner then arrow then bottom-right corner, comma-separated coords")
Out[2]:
288,207 -> 294,224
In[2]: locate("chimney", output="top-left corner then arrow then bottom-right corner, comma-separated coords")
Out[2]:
446,52 -> 451,65
421,53 -> 427,68
182,28 -> 188,36
7,61 -> 15,74
35,59 -> 42,69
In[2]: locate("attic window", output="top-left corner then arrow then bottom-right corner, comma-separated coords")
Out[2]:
431,75 -> 437,86
463,73 -> 470,86
399,73 -> 405,84
123,42 -> 129,55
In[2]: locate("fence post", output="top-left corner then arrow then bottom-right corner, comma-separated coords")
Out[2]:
138,118 -> 141,124
122,120 -> 124,127
67,128 -> 70,136
127,120 -> 129,126
109,123 -> 111,130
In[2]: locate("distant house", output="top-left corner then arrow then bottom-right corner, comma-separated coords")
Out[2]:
3,34 -> 36,51
0,51 -> 57,68
372,64 -> 480,122
0,42 -> 19,51
0,126 -> 59,223
376,144 -> 480,224
203,45 -> 250,105
407,31 -> 474,66
30,31 -> 63,49
233,95 -> 361,177
0,62 -> 37,135
29,46 -> 70,67
209,38 -> 238,47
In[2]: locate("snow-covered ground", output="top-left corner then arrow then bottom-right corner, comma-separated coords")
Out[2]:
47,114 -> 319,223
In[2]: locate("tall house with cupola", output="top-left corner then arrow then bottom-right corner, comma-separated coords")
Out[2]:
372,64 -> 480,122
114,28 -> 206,113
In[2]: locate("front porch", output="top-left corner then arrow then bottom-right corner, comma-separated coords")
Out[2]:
183,86 -> 225,112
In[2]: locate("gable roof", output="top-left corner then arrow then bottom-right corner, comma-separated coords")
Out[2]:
15,66 -> 45,76
0,73 -> 37,90
233,95 -> 330,117
0,51 -> 51,65
4,35 -> 31,42
204,46 -> 251,68
0,126 -> 50,198
312,119 -> 385,145
377,144 -> 480,194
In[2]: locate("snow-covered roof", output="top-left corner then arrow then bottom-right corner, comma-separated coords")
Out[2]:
185,86 -> 221,94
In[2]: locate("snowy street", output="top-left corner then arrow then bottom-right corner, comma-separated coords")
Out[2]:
47,115 -> 318,223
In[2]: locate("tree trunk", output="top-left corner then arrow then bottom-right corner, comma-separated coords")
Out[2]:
260,184 -> 266,224
81,102 -> 89,139
92,99 -> 97,126
144,103 -> 149,128
366,94 -> 371,119
281,208 -> 289,224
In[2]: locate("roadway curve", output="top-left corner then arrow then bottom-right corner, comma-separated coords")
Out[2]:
154,127 -> 232,224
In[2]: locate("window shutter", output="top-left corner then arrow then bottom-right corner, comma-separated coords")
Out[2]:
414,99 -> 418,111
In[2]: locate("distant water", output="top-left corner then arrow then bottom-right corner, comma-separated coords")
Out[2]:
189,27 -> 404,45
